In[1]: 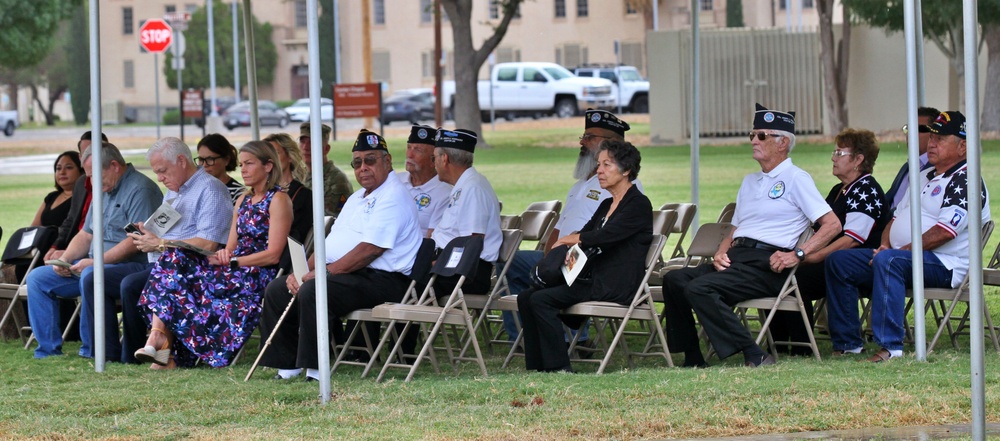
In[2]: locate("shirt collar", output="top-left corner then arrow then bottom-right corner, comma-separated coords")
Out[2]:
927,159 -> 967,180
761,157 -> 793,178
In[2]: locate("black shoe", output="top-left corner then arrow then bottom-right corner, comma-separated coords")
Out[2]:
681,361 -> 709,369
744,354 -> 776,368
545,365 -> 574,373
305,376 -> 319,382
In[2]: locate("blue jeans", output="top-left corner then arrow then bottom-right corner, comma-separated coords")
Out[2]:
504,250 -> 588,342
825,248 -> 953,352
80,261 -> 148,360
26,264 -> 84,358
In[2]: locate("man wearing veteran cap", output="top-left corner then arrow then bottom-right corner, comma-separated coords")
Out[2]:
884,106 -> 940,211
661,103 -> 841,368
431,128 -> 502,295
397,124 -> 452,237
825,111 -> 991,363
298,122 -> 354,217
257,129 -> 422,381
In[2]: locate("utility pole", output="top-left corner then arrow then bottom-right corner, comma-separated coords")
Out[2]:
434,0 -> 443,125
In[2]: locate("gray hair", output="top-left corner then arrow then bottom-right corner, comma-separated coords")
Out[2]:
440,147 -> 474,167
776,130 -> 797,152
146,137 -> 195,165
80,142 -> 126,170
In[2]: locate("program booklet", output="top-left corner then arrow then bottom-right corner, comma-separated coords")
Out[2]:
45,260 -> 81,277
164,240 -> 215,257
287,237 -> 309,285
144,203 -> 182,237
561,243 -> 589,286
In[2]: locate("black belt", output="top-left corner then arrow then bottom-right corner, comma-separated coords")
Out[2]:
731,237 -> 791,253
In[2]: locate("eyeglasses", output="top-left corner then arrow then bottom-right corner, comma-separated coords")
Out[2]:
195,155 -> 222,166
579,134 -> 611,142
350,154 -> 384,170
902,124 -> 931,134
831,150 -> 852,158
749,131 -> 783,142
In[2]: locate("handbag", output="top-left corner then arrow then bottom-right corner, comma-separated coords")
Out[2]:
529,244 -> 600,289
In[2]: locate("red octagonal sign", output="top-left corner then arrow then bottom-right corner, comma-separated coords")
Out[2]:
139,19 -> 173,53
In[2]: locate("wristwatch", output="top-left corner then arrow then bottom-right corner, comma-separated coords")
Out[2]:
793,247 -> 806,261
230,257 -> 239,270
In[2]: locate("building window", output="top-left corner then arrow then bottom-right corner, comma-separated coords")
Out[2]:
699,0 -> 713,11
372,51 -> 391,82
123,7 -> 133,35
495,47 -> 521,64
626,2 -> 637,14
165,5 -> 176,14
577,0 -> 588,17
555,44 -> 588,68
421,0 -> 432,23
295,1 -> 307,28
779,0 -> 814,9
373,0 -> 385,24
124,60 -> 135,89
555,0 -> 566,18
621,42 -> 644,72
489,0 -> 499,19
421,51 -> 433,78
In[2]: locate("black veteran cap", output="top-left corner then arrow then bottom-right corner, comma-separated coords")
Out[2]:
408,124 -> 437,146
928,111 -> 967,140
584,109 -> 630,137
352,129 -> 389,152
752,103 -> 795,133
435,128 -> 478,153
300,122 -> 332,142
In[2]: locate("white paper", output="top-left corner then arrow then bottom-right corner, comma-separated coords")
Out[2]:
18,229 -> 37,250
144,203 -> 182,237
446,247 -> 464,268
287,237 -> 309,285
562,243 -> 589,286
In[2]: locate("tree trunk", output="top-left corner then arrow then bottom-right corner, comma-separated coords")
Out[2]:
981,23 -> 1000,131
817,0 -> 848,133
30,84 -> 56,126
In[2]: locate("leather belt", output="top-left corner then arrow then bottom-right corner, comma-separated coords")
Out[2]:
731,237 -> 790,253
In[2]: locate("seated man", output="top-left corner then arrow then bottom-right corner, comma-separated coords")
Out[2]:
299,122 -> 353,216
825,111 -> 991,362
258,129 -> 422,381
661,103 -> 841,368
26,142 -> 162,359
397,124 -> 451,237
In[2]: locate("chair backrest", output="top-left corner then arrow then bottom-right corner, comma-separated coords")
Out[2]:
652,210 -> 678,238
2,226 -> 57,265
525,200 -> 562,215
500,214 -> 521,230
685,222 -> 735,261
717,202 -> 737,223
518,210 -> 558,243
431,235 -> 485,278
644,235 -> 668,273
410,238 -> 438,282
660,202 -> 698,258
490,229 -> 524,296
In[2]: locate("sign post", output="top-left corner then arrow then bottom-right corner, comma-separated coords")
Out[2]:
139,19 -> 172,139
164,13 -> 190,140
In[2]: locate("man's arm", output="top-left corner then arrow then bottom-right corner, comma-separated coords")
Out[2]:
769,211 -> 841,272
900,225 -> 954,252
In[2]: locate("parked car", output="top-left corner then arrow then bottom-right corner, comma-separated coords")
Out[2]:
573,65 -> 649,113
0,110 -> 18,137
195,96 -> 238,128
284,97 -> 334,122
221,100 -> 290,130
381,88 -> 435,125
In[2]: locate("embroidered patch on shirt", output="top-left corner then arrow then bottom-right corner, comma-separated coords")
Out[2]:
416,193 -> 431,211
768,181 -> 786,199
586,189 -> 601,200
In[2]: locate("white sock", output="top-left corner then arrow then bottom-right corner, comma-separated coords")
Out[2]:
277,368 -> 302,379
887,349 -> 903,358
306,368 -> 320,380
842,347 -> 863,354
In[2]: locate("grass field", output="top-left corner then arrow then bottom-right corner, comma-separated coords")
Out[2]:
0,124 -> 999,439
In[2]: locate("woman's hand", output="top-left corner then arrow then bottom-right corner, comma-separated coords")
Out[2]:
554,233 -> 581,248
210,248 -> 233,266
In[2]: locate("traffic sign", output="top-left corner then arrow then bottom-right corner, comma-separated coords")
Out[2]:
139,19 -> 173,53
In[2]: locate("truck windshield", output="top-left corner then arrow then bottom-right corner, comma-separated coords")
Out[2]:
619,70 -> 645,81
543,66 -> 573,80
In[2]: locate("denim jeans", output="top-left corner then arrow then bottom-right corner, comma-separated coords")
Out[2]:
79,261 -> 148,360
504,250 -> 589,342
825,248 -> 953,352
25,264 -> 84,358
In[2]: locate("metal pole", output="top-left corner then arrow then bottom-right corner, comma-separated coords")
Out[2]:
690,0 -> 701,229
242,0 -> 259,140
433,0 -> 443,126
903,0 -> 927,361
615,40 -> 622,115
207,0 -> 218,117
88,0 -> 106,373
652,0 -> 659,31
306,0 -> 331,404
233,0 -> 240,101
155,53 -> 161,139
177,33 -> 184,142
914,0 -> 925,105
961,2 -> 985,438
489,55 -> 495,131
333,0 -> 342,140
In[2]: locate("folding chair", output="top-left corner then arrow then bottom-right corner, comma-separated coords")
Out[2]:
717,202 -> 737,223
561,234 -> 673,373
518,210 -> 558,251
650,222 -> 735,303
646,209 -> 678,286
371,235 -> 488,382
500,214 -> 521,230
525,200 -> 562,214
328,238 -> 437,375
0,226 -> 58,344
461,229 -> 523,355
659,203 -> 698,259
904,220 -> 998,352
733,229 -> 821,361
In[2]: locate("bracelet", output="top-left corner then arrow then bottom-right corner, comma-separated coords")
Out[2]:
157,239 -> 165,253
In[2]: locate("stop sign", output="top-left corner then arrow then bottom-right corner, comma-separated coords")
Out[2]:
139,19 -> 173,53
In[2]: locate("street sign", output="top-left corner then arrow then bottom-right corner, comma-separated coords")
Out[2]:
139,19 -> 173,53
163,12 -> 191,31
182,89 -> 203,119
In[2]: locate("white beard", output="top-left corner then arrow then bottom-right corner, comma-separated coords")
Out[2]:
573,151 -> 598,180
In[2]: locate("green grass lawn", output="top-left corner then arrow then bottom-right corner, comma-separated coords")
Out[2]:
1,127 -> 999,439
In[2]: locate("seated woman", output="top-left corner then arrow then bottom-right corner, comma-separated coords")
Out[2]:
196,133 -> 244,204
263,132 -> 314,250
770,128 -> 890,353
135,141 -> 292,369
32,151 -> 83,230
517,140 -> 652,373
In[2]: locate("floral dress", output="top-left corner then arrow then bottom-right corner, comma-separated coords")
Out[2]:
140,187 -> 281,367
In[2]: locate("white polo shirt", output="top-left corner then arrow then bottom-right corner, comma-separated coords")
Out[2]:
324,175 -> 423,276
555,175 -> 645,234
397,171 -> 452,237
431,167 -> 502,262
890,161 -> 991,287
732,158 -> 831,250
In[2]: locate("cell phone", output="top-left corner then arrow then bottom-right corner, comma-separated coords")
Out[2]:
124,223 -> 143,235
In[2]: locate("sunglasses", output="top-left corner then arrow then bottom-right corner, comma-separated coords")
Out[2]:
195,155 -> 222,166
748,131 -> 783,141
902,124 -> 930,134
350,154 -> 383,170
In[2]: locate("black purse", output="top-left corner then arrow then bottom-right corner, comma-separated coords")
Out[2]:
528,244 -> 600,289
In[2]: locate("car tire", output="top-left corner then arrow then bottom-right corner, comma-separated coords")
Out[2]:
225,124 -> 236,131
278,117 -> 288,128
3,122 -> 13,137
631,95 -> 649,114
554,98 -> 576,118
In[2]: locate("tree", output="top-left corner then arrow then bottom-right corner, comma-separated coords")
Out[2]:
0,0 -> 78,113
66,2 -> 90,125
727,0 -> 744,28
163,0 -> 277,91
843,1 -> 1000,131
442,0 -> 524,143
817,0 -> 850,133
318,3 -> 339,97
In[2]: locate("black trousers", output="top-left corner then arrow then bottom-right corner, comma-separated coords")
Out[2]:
120,265 -> 154,364
517,281 -> 593,371
661,247 -> 788,360
258,268 -> 409,370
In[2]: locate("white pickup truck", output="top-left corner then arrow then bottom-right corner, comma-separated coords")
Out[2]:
441,62 -> 615,121
573,65 -> 650,114
0,110 -> 18,136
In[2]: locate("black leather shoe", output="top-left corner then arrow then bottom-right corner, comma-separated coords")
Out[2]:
305,376 -> 319,382
744,354 -> 776,368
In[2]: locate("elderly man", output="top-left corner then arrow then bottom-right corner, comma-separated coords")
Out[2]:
431,128 -> 503,294
825,111 -> 990,362
884,106 -> 941,211
45,131 -> 109,261
258,129 -> 422,381
26,142 -> 162,359
106,137 -> 233,364
397,124 -> 451,237
299,122 -> 354,216
661,103 -> 841,368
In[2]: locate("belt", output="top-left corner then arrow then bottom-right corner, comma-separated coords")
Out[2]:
731,237 -> 790,253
